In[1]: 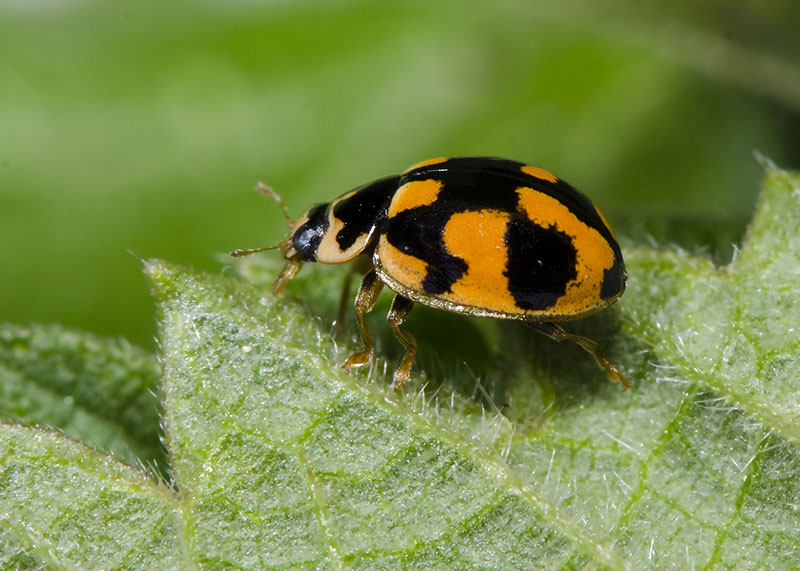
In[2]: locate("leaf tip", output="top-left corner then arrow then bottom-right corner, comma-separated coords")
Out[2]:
143,259 -> 187,300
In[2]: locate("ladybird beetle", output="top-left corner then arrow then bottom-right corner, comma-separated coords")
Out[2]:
232,156 -> 628,390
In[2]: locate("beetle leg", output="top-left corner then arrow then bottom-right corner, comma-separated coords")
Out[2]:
387,295 -> 416,390
527,321 -> 629,390
343,270 -> 384,371
333,268 -> 355,333
333,257 -> 372,332
272,257 -> 302,295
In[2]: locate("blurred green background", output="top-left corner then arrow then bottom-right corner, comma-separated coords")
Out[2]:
2,0 -> 799,351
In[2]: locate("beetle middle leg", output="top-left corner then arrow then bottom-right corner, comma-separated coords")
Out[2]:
342,270 -> 384,371
333,268 -> 355,333
527,321 -> 630,390
333,257 -> 371,333
387,295 -> 416,390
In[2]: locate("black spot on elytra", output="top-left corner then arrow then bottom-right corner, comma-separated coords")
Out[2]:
385,207 -> 468,295
503,215 -> 577,310
600,256 -> 626,299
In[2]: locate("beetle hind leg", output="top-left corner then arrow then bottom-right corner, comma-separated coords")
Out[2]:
527,321 -> 629,390
387,295 -> 416,390
343,270 -> 384,371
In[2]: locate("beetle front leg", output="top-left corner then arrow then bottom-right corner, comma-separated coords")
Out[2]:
387,295 -> 416,390
272,257 -> 302,295
342,270 -> 384,371
527,321 -> 630,390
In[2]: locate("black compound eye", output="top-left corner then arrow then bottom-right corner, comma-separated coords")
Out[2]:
293,226 -> 322,260
292,204 -> 328,261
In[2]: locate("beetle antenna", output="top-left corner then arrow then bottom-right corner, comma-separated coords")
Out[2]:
255,182 -> 294,228
230,184 -> 294,259
231,238 -> 292,258
231,246 -> 278,258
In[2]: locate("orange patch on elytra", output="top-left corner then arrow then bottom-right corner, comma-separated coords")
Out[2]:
375,235 -> 429,293
388,179 -> 443,217
521,165 -> 558,183
516,187 -> 616,316
440,210 -> 520,313
402,157 -> 449,174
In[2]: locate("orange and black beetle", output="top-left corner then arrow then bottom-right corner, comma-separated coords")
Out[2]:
233,157 -> 627,389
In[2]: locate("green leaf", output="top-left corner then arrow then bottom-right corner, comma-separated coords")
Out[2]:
149,260 -> 602,568
0,423 -> 184,569
2,167 -> 799,568
0,324 -> 167,475
145,167 -> 799,568
624,166 -> 800,441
